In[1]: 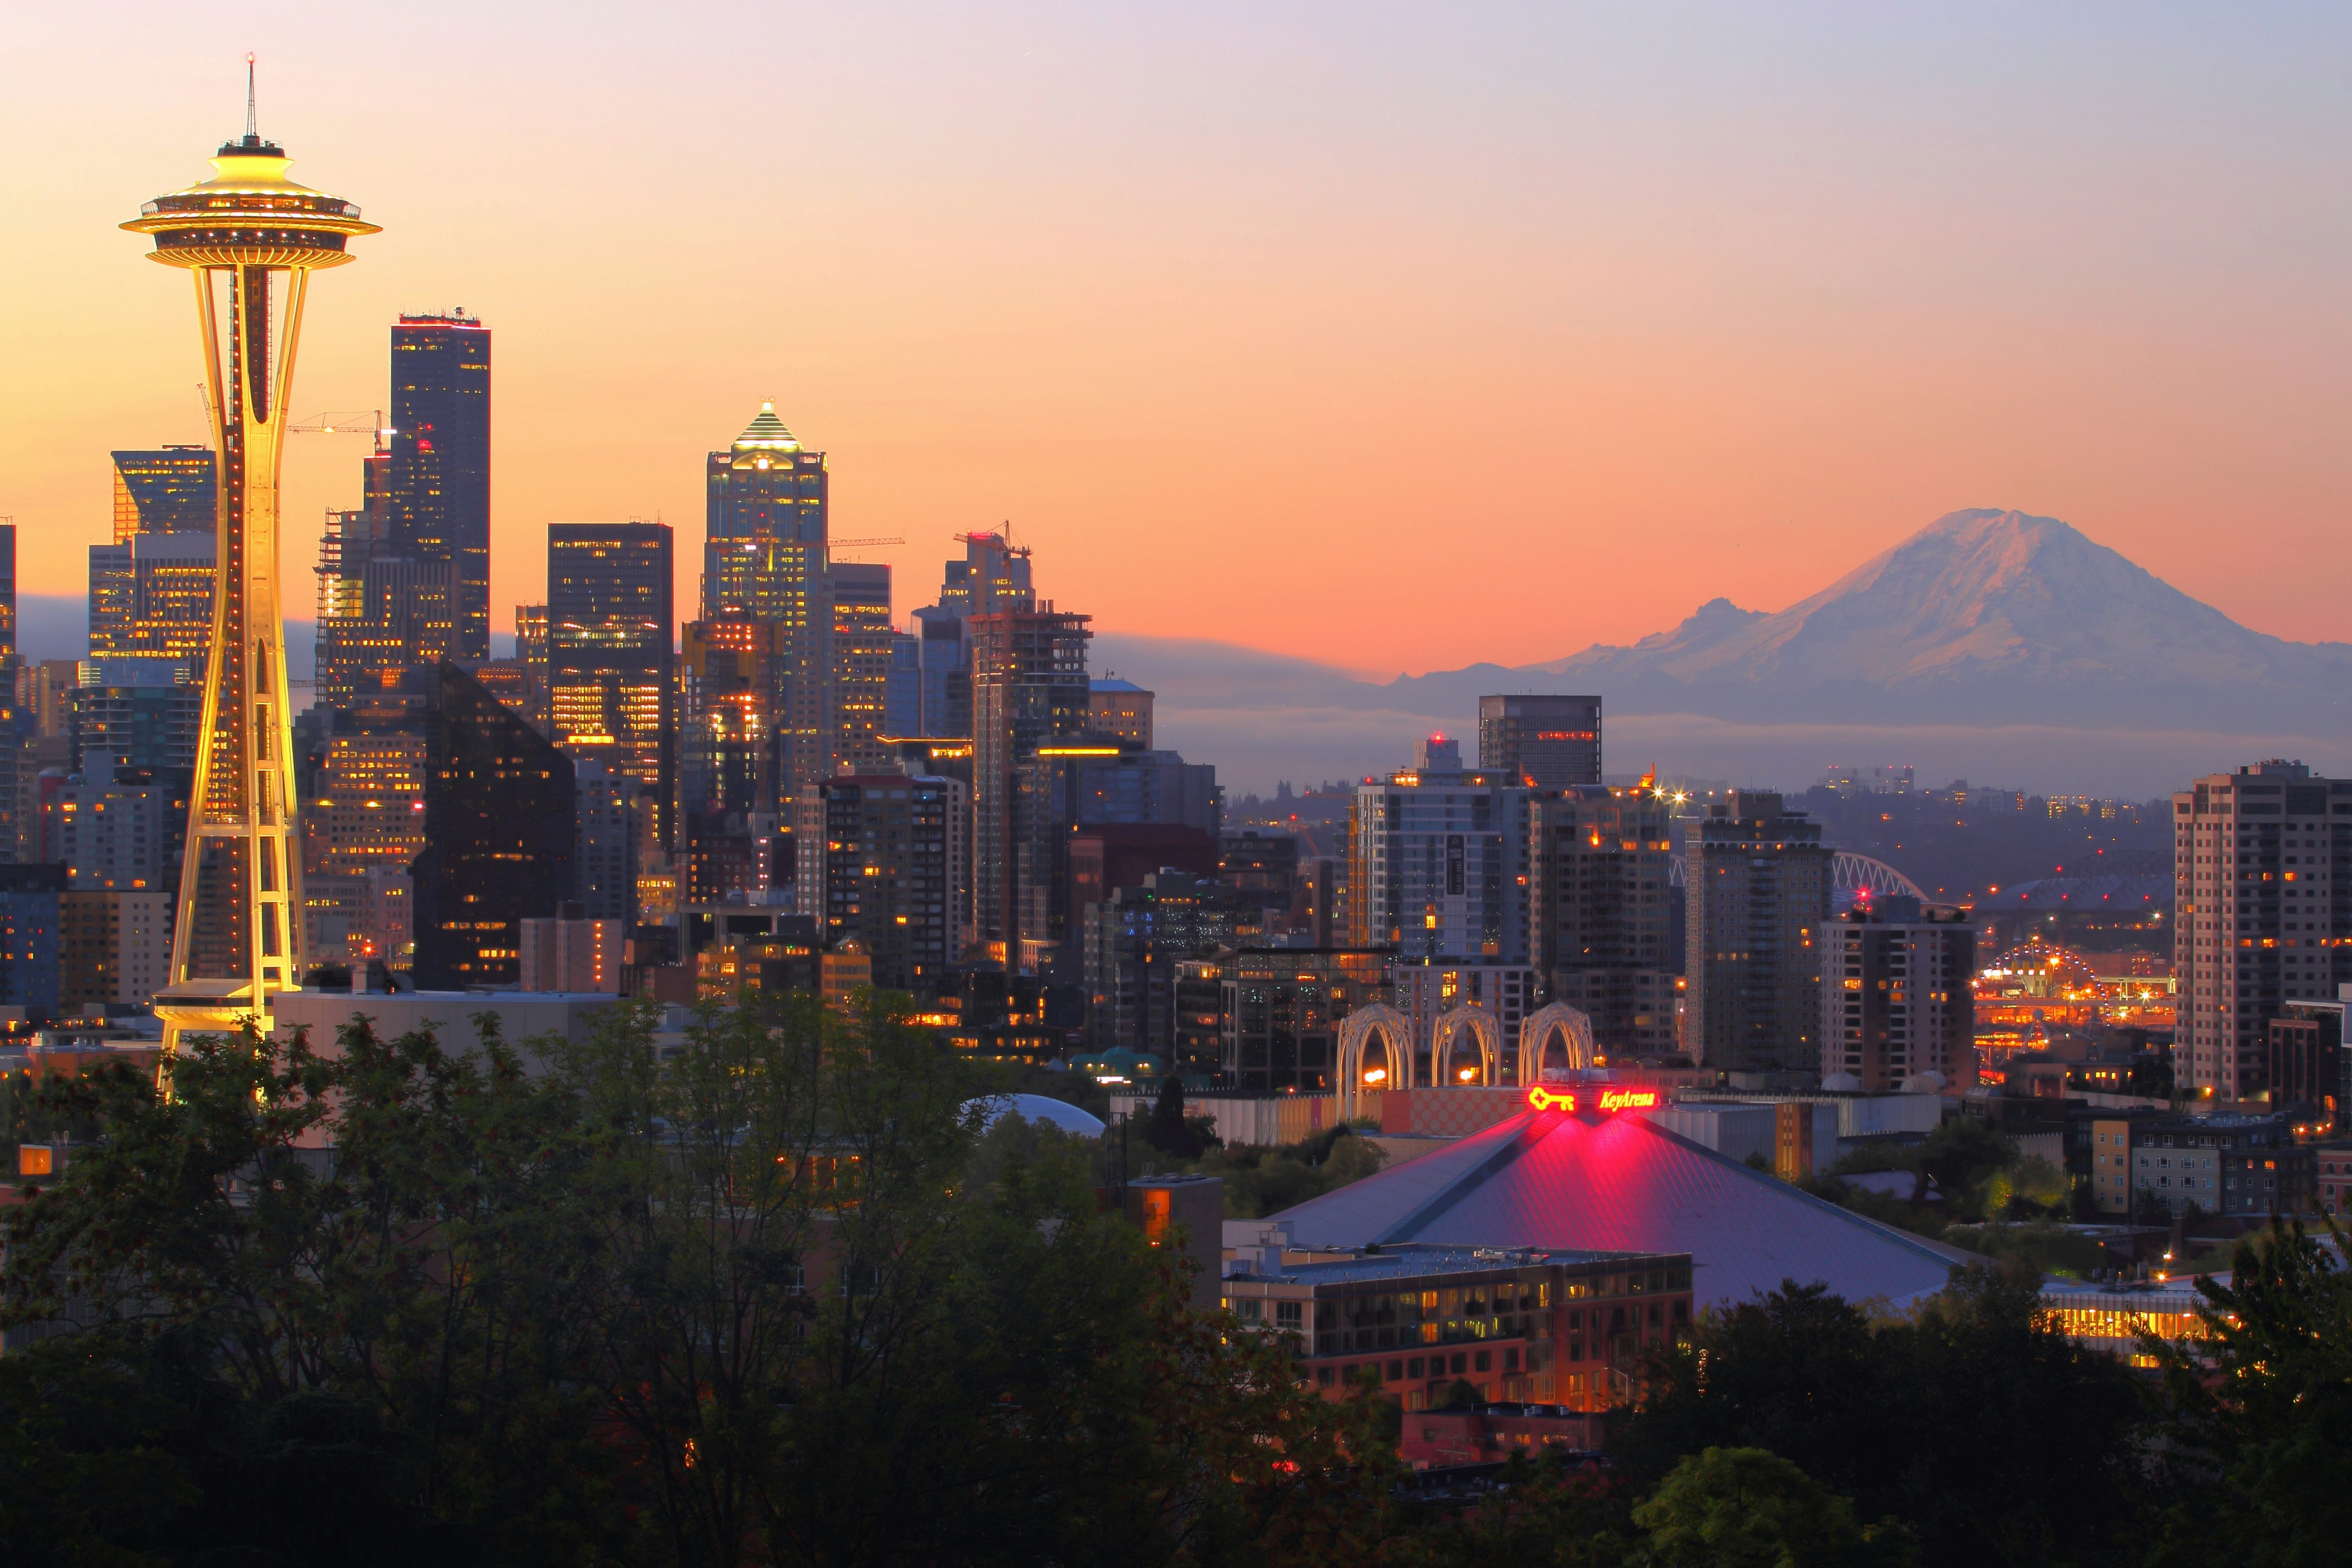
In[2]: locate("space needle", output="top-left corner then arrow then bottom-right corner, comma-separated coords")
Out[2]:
122,64 -> 378,1052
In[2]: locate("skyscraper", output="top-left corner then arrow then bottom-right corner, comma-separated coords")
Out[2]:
1819,899 -> 1976,1091
110,447 -> 217,541
546,521 -> 674,847
2174,760 -> 2351,1100
124,86 -> 378,1049
88,530 -> 216,668
411,662 -> 574,990
1347,746 -> 1531,965
1479,695 -> 1602,789
0,520 -> 15,657
799,772 -> 964,990
387,310 -> 491,659
706,402 -> 828,801
679,616 -> 774,817
1529,784 -> 1679,1057
970,608 -> 1090,960
911,531 -> 1034,737
829,562 -> 894,776
1684,792 -> 1833,1074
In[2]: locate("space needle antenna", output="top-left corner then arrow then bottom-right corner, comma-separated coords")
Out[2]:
245,54 -> 258,141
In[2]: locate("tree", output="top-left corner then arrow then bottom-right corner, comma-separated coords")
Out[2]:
1147,1072 -> 1198,1158
2146,1218 -> 2352,1568
1612,1263 -> 2147,1568
1632,1447 -> 1905,1568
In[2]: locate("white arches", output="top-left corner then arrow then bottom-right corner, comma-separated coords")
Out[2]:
1516,1002 -> 1597,1086
1337,1002 -> 1413,1119
1431,1005 -> 1504,1088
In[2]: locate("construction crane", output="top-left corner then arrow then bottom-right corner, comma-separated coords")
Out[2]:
287,410 -> 393,452
830,536 -> 905,549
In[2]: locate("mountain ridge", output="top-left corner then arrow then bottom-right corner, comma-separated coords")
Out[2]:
1380,508 -> 2352,730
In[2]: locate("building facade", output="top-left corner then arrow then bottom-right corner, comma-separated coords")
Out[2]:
2174,761 -> 2351,1100
705,402 -> 830,804
110,447 -> 216,540
1478,694 -> 1602,789
970,608 -> 1092,960
1183,946 -> 1392,1092
411,662 -> 575,991
1684,792 -> 1832,1074
1818,899 -> 1977,1091
1348,757 -> 1530,965
796,773 -> 964,991
829,562 -> 895,776
59,889 -> 172,1010
1529,784 -> 1678,1058
1083,871 -> 1259,1055
387,311 -> 492,659
88,530 -> 215,669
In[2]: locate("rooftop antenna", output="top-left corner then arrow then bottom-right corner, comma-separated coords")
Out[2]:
245,54 -> 259,142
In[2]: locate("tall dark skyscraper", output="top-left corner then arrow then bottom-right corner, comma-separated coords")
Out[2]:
388,311 -> 491,659
411,662 -> 574,990
110,447 -> 217,540
0,520 -> 15,657
546,521 -> 675,848
706,402 -> 829,803
829,562 -> 893,775
970,608 -> 1091,959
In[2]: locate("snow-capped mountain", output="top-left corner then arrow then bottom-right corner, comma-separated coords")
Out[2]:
1386,508 -> 2352,730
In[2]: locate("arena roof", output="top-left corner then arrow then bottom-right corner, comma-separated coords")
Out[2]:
1271,1103 -> 1970,1309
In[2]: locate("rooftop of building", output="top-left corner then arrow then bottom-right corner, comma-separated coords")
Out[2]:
1231,1242 -> 1682,1288
1269,1098 -> 1970,1308
1089,676 -> 1149,693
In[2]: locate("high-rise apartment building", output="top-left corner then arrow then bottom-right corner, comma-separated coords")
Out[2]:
1347,749 -> 1531,965
1180,946 -> 1392,1091
50,769 -> 185,893
70,659 -> 201,778
387,311 -> 492,659
1684,792 -> 1832,1074
0,863 -> 66,1014
88,530 -> 215,668
60,890 -> 172,1010
797,773 -> 964,990
110,447 -> 216,540
411,662 -> 574,991
2175,760 -> 2352,1099
571,755 -> 639,925
519,906 -> 623,994
829,563 -> 895,776
706,403 -> 828,800
1529,785 -> 1678,1058
1818,899 -> 1976,1090
970,609 -> 1092,960
1479,695 -> 1602,790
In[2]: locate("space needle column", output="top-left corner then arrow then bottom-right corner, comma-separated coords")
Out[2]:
124,75 -> 379,1053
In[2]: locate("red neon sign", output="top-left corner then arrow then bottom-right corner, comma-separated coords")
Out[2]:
1526,1086 -> 1661,1114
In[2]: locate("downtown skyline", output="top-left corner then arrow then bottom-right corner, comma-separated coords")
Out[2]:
3,3 -> 2351,687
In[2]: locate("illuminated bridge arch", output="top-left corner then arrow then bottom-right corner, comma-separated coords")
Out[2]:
1337,1002 -> 1413,1119
1432,1005 -> 1504,1088
1517,1002 -> 1597,1085
1833,852 -> 1928,906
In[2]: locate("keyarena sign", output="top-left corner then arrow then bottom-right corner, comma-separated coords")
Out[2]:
1524,1086 -> 1661,1114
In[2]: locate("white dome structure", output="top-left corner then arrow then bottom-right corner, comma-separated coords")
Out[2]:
965,1093 -> 1107,1137
1821,1071 -> 1864,1092
1899,1070 -> 1949,1094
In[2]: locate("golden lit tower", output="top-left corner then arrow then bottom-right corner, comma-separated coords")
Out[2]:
123,68 -> 378,1050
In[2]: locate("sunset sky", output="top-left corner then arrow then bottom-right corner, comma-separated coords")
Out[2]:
4,3 -> 2349,678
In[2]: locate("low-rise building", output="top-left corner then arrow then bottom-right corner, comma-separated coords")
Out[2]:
1223,1242 -> 1693,1412
2119,1112 -> 2313,1217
